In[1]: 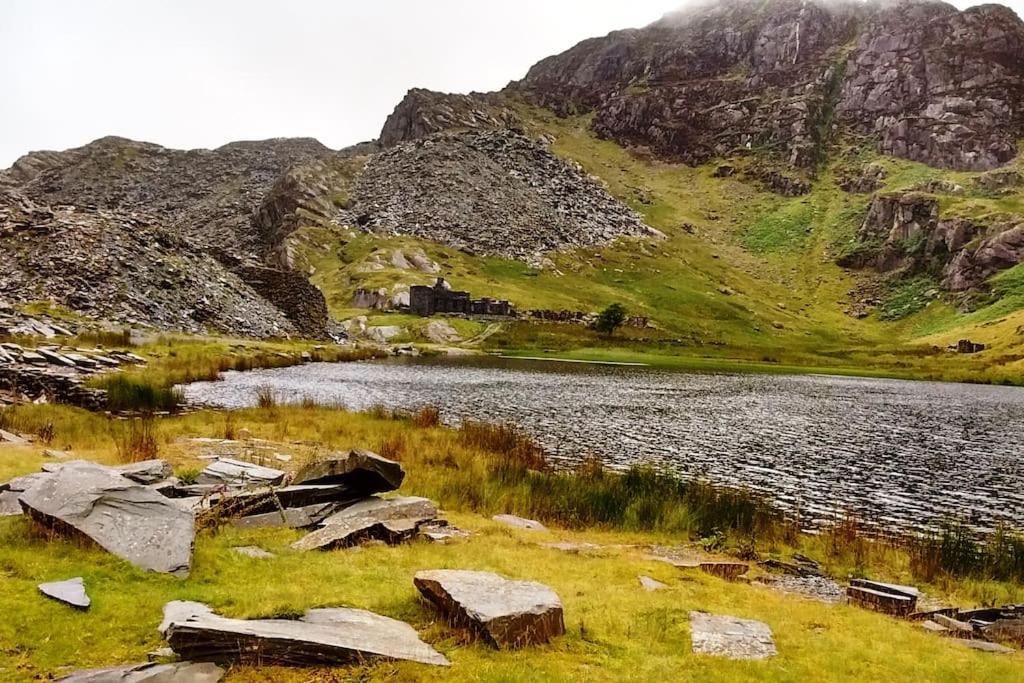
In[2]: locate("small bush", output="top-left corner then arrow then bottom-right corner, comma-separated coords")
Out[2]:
101,376 -> 182,413
458,420 -> 548,471
111,416 -> 159,463
255,386 -> 277,410
411,405 -> 441,428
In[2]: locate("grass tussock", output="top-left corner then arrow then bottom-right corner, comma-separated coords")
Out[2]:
255,386 -> 277,410
111,416 -> 159,463
457,419 -> 548,471
411,405 -> 441,428
100,375 -> 183,413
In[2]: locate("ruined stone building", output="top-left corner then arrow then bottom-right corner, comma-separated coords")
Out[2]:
409,278 -> 514,317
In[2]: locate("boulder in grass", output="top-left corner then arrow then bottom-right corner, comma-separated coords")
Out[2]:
39,577 -> 91,610
293,449 -> 404,495
18,462 -> 195,577
492,514 -> 546,531
161,601 -> 449,667
196,458 -> 285,488
1,490 -> 23,516
414,569 -> 565,649
689,612 -> 777,660
847,579 -> 918,617
56,661 -> 224,682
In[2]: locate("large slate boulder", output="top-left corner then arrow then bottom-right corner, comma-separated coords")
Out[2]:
293,449 -> 404,494
56,661 -> 223,682
414,569 -> 565,649
19,462 -> 195,577
161,601 -> 449,667
115,460 -> 174,485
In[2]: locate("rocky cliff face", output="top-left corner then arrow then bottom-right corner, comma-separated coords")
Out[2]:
382,0 -> 1023,174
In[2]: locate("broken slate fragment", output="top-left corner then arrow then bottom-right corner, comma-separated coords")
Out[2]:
0,491 -> 22,516
162,602 -> 449,667
293,449 -> 404,494
231,503 -> 336,529
196,458 -> 285,487
291,516 -> 424,551
19,462 -> 195,577
56,661 -> 224,682
689,612 -> 777,660
414,569 -> 565,649
492,514 -> 547,531
39,577 -> 90,610
320,495 -> 437,525
115,460 -> 174,485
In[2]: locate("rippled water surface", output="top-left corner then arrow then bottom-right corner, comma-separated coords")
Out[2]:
182,356 -> 1024,532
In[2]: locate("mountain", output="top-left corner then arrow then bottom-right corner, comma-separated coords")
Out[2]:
2,0 -> 1023,372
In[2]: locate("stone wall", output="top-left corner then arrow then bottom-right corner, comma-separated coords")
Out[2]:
0,366 -> 106,411
233,265 -> 330,339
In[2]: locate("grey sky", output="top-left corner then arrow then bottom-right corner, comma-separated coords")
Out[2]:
1,0 -> 1017,167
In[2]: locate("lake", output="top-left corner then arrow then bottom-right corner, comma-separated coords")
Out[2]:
181,356 -> 1024,533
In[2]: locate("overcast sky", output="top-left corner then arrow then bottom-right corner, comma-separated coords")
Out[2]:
1,0 -> 1018,167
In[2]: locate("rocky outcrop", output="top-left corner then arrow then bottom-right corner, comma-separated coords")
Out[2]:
389,1 -> 1023,174
838,191 -> 1024,297
343,129 -> 661,260
945,222 -> 1024,292
838,2 -> 1024,171
380,89 -> 519,146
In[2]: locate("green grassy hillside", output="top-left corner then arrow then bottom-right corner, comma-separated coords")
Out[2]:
287,107 -> 1024,383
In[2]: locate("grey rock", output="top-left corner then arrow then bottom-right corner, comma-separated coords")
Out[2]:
115,460 -> 174,485
0,428 -> 28,444
0,490 -> 22,516
230,546 -> 275,559
38,576 -> 91,610
957,639 -> 1014,654
231,503 -> 336,529
321,495 -> 437,525
196,458 -> 285,487
18,462 -> 194,577
293,449 -> 404,495
492,514 -> 547,532
291,515 -> 425,551
414,569 -> 565,649
639,576 -> 668,591
162,602 -> 449,667
689,612 -> 778,660
56,661 -> 224,682
37,348 -> 77,367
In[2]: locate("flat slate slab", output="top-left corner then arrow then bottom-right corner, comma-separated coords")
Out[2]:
196,458 -> 285,487
19,462 -> 195,577
957,638 -> 1014,654
321,496 -> 437,525
161,601 -> 449,667
56,661 -> 224,681
492,514 -> 547,531
115,460 -> 174,485
293,449 -> 404,494
231,503 -> 336,529
690,612 -> 777,660
39,577 -> 90,610
414,569 -> 565,649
